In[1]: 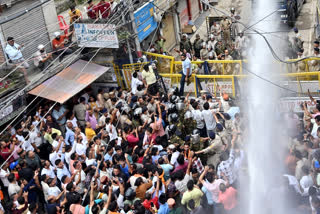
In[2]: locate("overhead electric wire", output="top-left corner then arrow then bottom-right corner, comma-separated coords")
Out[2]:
0,1 -> 132,135
0,6 -> 121,167
0,0 -> 136,83
0,11 -> 132,120
200,0 -> 320,65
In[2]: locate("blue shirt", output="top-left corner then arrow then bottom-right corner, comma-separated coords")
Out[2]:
182,57 -> 191,76
120,164 -> 130,178
160,164 -> 173,181
158,203 -> 170,214
227,106 -> 240,120
104,153 -> 113,161
202,186 -> 214,205
85,199 -> 102,214
52,106 -> 67,125
65,127 -> 75,146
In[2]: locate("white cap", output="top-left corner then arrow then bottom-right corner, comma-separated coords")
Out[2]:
54,32 -> 61,37
168,144 -> 175,149
202,42 -> 206,47
37,44 -> 44,50
210,34 -> 214,39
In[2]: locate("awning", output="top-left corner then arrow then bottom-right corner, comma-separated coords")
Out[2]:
28,60 -> 109,103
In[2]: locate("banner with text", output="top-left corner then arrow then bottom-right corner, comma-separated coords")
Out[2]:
74,23 -> 119,48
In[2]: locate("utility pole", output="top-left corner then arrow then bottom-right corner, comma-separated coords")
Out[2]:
129,0 -> 142,58
122,16 -> 133,64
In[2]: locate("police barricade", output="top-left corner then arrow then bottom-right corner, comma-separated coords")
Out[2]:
173,59 -> 244,76
279,72 -> 320,96
285,58 -> 320,75
121,62 -> 148,89
161,72 -> 320,98
143,52 -> 175,74
161,73 -> 237,97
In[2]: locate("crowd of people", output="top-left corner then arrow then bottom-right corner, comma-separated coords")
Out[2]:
3,2 -> 320,214
1,64 -> 320,214
0,80 -> 246,214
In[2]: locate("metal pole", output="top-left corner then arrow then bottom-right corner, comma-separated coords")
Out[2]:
129,0 -> 142,57
122,16 -> 133,64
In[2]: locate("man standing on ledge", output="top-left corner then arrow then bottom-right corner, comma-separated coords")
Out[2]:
180,53 -> 191,96
142,64 -> 158,96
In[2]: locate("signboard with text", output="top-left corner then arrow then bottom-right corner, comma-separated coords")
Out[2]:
134,2 -> 157,42
74,23 -> 119,48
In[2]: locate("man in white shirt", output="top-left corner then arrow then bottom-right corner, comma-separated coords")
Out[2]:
192,102 -> 206,137
33,44 -> 53,71
47,178 -> 61,197
5,37 -> 30,83
8,173 -> 22,196
28,125 -> 43,152
16,129 -> 34,152
131,72 -> 143,95
311,116 -> 320,139
52,134 -> 64,153
0,162 -> 10,188
75,136 -> 86,157
202,102 -> 217,136
180,54 -> 191,96
41,160 -> 56,179
55,159 -> 71,181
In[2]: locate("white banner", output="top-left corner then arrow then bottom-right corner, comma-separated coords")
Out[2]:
278,97 -> 319,113
74,23 -> 119,48
172,81 -> 233,94
205,82 -> 233,94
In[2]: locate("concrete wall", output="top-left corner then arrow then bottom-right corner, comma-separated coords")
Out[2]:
42,0 -> 60,41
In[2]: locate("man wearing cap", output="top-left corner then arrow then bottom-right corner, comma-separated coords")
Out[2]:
215,39 -> 225,57
52,31 -> 74,62
193,34 -> 203,58
310,47 -> 320,72
210,21 -> 221,41
5,37 -> 30,83
180,34 -> 192,53
220,17 -> 231,45
196,131 -> 224,168
296,49 -> 306,72
33,44 -> 53,71
224,49 -> 234,75
200,42 -> 209,61
207,34 -> 217,51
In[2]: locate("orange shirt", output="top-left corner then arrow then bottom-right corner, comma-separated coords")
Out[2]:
52,35 -> 67,50
218,187 -> 237,210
